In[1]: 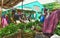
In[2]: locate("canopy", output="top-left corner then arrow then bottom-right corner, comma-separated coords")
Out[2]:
0,0 -> 23,8
15,1 -> 44,12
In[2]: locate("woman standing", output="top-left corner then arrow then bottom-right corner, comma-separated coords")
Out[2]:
42,8 -> 51,38
1,15 -> 8,28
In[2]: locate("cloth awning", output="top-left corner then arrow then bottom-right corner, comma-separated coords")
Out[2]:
15,1 -> 44,12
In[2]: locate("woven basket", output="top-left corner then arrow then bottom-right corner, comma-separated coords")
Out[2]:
22,31 -> 35,38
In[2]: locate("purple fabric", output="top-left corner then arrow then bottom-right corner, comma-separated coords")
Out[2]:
42,10 -> 60,34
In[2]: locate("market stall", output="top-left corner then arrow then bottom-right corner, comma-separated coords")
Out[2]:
0,0 -> 60,38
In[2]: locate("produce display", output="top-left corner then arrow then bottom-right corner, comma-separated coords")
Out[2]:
0,23 -> 18,38
0,20 -> 42,38
1,2 -> 60,38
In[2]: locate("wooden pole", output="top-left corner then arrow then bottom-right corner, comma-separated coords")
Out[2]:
0,7 -> 2,26
0,0 -> 3,28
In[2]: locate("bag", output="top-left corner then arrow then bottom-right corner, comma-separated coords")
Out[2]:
40,15 -> 45,22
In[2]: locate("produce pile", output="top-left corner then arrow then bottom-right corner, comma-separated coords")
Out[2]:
0,20 -> 42,38
54,21 -> 60,36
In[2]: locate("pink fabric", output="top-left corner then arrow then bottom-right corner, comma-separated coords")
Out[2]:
2,18 -> 8,28
43,10 -> 59,34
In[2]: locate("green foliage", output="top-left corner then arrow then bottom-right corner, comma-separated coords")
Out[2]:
0,20 -> 42,37
0,23 -> 18,38
43,2 -> 60,11
23,29 -> 33,33
43,3 -> 54,11
32,20 -> 40,26
17,23 -> 25,29
36,25 -> 42,31
54,21 -> 60,35
26,22 -> 33,29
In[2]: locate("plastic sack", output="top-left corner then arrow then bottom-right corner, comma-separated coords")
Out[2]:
40,15 -> 45,22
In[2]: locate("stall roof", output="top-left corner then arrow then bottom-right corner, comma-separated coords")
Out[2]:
0,0 -> 23,8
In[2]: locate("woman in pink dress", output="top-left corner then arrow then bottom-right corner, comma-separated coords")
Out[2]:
2,15 -> 8,28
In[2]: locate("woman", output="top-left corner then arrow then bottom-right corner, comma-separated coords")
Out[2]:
42,8 -> 51,38
2,15 -> 8,28
5,14 -> 10,24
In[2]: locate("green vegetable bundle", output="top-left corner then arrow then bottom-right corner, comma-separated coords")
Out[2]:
0,20 -> 42,38
54,21 -> 60,36
0,23 -> 18,38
